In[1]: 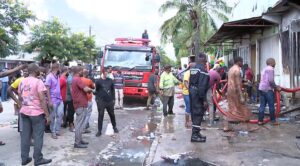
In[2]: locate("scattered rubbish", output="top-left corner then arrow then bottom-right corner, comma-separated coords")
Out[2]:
278,117 -> 290,122
94,120 -> 98,123
262,159 -> 270,162
156,153 -> 218,166
105,123 -> 114,136
137,136 -> 145,140
161,154 -> 180,164
130,127 -> 135,130
150,132 -> 155,139
171,137 -> 176,141
154,98 -> 161,107
238,131 -> 249,136
133,152 -> 146,160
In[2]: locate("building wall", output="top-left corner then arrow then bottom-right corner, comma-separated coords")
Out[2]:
281,8 -> 300,88
282,8 -> 300,31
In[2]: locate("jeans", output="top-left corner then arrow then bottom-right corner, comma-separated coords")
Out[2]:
1,82 -> 8,101
96,100 -> 116,133
84,101 -> 93,128
20,114 -> 45,163
50,102 -> 64,134
183,95 -> 190,114
115,89 -> 124,108
75,107 -> 87,144
258,90 -> 276,122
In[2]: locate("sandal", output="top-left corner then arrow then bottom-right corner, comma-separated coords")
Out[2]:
0,141 -> 5,146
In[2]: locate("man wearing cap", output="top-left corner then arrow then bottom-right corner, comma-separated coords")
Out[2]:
189,53 -> 210,143
159,65 -> 180,117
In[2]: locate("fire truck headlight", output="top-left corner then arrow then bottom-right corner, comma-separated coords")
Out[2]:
142,83 -> 148,87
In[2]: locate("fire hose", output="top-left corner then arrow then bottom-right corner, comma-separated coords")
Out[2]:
212,80 -> 300,124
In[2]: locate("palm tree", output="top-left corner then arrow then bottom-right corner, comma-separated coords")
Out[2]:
159,0 -> 232,57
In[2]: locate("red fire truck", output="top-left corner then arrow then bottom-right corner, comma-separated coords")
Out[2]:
99,38 -> 160,99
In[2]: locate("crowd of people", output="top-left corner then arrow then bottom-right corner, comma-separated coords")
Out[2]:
0,63 -> 123,165
146,52 -> 300,143
0,51 -> 300,165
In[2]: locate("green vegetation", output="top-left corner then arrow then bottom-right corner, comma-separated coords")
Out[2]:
24,18 -> 98,63
0,0 -> 34,57
159,0 -> 232,62
157,46 -> 176,67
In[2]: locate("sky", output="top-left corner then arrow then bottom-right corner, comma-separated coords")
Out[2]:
21,0 -> 280,61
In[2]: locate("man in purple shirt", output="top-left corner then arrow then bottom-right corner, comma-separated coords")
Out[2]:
258,58 -> 281,125
45,63 -> 64,139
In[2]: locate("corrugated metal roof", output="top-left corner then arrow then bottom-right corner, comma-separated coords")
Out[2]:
205,17 -> 276,45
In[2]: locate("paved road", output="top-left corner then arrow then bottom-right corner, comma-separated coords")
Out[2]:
0,98 -> 162,166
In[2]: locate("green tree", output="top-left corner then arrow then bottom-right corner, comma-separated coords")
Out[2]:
157,46 -> 175,67
24,18 -> 97,63
69,33 -> 97,63
24,18 -> 70,61
0,0 -> 34,57
159,0 -> 232,57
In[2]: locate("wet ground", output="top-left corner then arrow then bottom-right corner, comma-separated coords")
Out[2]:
0,98 -> 162,166
147,93 -> 300,166
1,92 -> 300,166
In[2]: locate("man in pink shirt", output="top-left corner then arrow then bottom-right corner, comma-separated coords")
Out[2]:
258,58 -> 281,125
18,63 -> 52,166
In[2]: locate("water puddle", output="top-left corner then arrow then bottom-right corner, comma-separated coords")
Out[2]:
95,111 -> 161,166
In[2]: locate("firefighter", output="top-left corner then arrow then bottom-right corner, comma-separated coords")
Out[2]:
189,52 -> 210,142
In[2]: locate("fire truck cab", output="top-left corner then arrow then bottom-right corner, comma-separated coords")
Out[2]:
99,38 -> 160,99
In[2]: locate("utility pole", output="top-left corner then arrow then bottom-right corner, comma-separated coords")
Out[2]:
89,25 -> 91,37
88,25 -> 93,65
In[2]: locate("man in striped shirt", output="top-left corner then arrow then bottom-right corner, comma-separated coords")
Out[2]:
114,69 -> 124,109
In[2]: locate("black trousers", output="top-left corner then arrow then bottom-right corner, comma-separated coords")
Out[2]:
62,101 -> 67,126
189,88 -> 205,134
96,100 -> 116,133
66,100 -> 75,125
162,95 -> 174,116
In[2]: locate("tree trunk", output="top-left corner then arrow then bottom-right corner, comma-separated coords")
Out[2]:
194,23 -> 200,57
190,9 -> 201,62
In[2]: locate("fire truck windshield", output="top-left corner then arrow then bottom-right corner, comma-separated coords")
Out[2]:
104,50 -> 152,71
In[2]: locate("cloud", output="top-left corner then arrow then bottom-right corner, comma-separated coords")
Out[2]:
23,0 -> 49,21
65,0 -> 176,60
18,0 -> 49,44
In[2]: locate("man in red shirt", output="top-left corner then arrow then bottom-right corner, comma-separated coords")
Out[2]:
81,69 -> 95,133
71,66 -> 93,148
60,67 -> 68,128
243,64 -> 254,103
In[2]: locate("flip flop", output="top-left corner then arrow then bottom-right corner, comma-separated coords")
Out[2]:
0,141 -> 5,146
